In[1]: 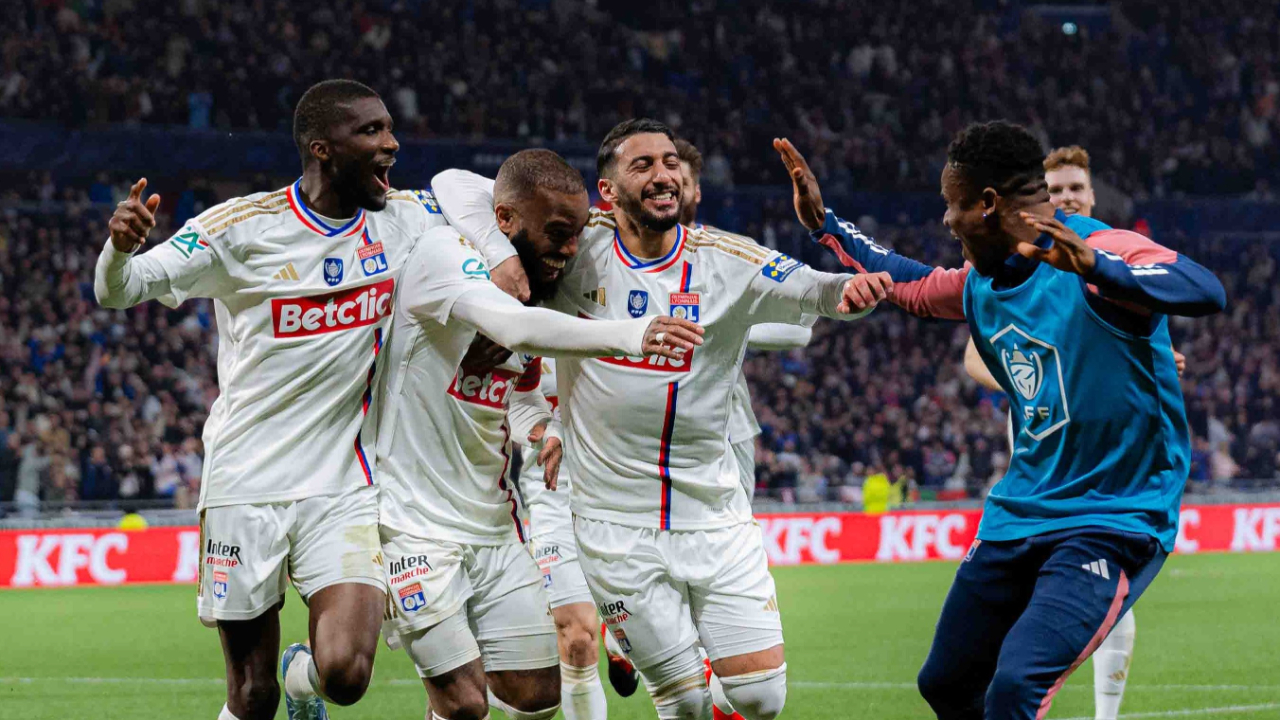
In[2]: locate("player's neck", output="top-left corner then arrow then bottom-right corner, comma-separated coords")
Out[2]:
298,171 -> 358,220
615,213 -> 678,260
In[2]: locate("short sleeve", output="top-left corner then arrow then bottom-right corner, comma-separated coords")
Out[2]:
399,226 -> 494,325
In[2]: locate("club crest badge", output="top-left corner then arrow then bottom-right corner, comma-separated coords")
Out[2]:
358,242 -> 388,277
399,583 -> 426,613
1001,345 -> 1043,400
212,571 -> 228,600
628,289 -> 649,318
323,257 -> 344,286
669,293 -> 700,322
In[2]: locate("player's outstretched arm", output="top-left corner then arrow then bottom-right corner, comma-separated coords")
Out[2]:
747,319 -> 815,351
1018,213 -> 1226,317
430,169 -> 530,302
96,178 -> 224,309
774,139 -> 967,320
449,283 -> 703,360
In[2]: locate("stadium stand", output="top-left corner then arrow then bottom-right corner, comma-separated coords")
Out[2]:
0,0 -> 1277,516
2,0 -> 1279,197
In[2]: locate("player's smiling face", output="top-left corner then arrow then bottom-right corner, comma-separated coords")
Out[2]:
498,187 -> 589,295
941,163 -> 1051,277
324,97 -> 399,212
1046,166 -> 1095,217
604,133 -> 682,232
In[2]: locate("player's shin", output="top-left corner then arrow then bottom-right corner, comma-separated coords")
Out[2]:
1093,610 -> 1136,720
560,660 -> 608,720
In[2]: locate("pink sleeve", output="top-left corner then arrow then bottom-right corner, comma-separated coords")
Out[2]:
891,265 -> 970,320
1085,229 -> 1178,265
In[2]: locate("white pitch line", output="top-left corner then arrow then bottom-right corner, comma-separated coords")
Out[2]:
1055,702 -> 1280,720
2,677 -> 1278,694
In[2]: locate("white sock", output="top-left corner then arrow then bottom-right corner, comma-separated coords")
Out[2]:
434,713 -> 488,720
561,661 -> 608,720
710,672 -> 735,715
284,649 -> 320,701
1094,610 -> 1137,720
217,704 -> 241,720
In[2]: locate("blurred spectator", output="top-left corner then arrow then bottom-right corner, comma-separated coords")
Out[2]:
3,0 -> 1280,197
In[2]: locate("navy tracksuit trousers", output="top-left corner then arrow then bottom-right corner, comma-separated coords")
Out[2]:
918,528 -> 1166,720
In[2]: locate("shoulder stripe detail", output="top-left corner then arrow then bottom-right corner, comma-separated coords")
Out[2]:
197,191 -> 288,224
688,229 -> 770,257
204,206 -> 290,236
687,235 -> 771,260
688,242 -> 767,265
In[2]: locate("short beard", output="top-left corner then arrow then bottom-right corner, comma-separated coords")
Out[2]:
510,229 -> 560,305
616,189 -> 679,233
328,158 -> 387,212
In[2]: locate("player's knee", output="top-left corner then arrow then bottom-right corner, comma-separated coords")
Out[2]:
560,624 -> 599,667
315,653 -> 374,706
230,675 -> 280,719
719,663 -> 787,720
917,658 -> 964,710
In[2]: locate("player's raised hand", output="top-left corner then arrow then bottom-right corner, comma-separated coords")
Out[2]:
108,178 -> 161,253
1173,348 -> 1186,377
773,138 -> 825,231
527,423 -> 563,490
490,256 -> 532,303
837,272 -> 893,313
642,316 -> 704,359
1017,212 -> 1098,277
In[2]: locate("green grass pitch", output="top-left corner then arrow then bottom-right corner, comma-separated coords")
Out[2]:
2,553 -> 1277,719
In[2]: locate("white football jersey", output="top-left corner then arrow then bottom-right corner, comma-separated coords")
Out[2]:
98,181 -> 448,509
727,370 -> 762,444
517,358 -> 573,531
375,227 -> 539,545
553,213 -> 855,530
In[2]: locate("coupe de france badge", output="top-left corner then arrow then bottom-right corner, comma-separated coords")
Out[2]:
628,289 -> 649,318
323,257 -> 344,286
358,242 -> 388,277
669,292 -> 700,322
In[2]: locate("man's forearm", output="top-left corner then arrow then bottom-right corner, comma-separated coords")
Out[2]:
450,285 -> 647,358
94,241 -> 171,309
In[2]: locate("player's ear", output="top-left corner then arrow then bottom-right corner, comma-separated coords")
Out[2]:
309,139 -> 331,164
598,177 -> 617,204
694,182 -> 702,207
495,203 -> 518,235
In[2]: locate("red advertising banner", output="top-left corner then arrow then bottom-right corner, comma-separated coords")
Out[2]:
2,503 -> 1279,588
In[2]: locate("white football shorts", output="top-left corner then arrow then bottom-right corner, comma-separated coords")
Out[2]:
196,483 -> 383,626
530,522 -> 593,609
573,516 -> 783,670
381,531 -> 557,677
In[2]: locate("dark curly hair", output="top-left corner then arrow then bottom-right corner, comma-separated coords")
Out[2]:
597,118 -> 675,179
946,121 -> 1046,198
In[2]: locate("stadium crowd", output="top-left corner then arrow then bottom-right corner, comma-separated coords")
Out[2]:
0,187 -> 1274,514
3,0 -> 1280,199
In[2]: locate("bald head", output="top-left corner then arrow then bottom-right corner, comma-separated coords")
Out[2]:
494,149 -> 586,206
492,149 -> 590,302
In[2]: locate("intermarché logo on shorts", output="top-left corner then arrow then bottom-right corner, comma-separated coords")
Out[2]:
204,539 -> 242,568
598,600 -> 630,625
389,554 -> 432,584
